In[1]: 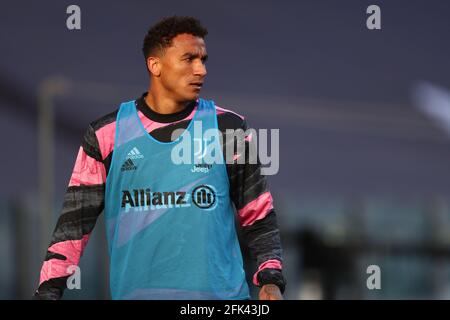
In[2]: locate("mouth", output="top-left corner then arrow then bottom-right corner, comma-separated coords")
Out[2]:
189,82 -> 203,90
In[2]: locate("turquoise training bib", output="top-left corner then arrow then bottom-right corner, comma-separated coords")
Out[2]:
104,98 -> 250,300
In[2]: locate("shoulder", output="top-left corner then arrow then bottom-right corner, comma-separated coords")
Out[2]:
83,108 -> 121,161
215,104 -> 248,131
89,108 -> 120,132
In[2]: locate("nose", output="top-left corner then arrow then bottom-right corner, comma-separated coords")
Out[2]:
194,60 -> 207,77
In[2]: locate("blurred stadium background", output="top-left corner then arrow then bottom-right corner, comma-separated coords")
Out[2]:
1,0 -> 450,299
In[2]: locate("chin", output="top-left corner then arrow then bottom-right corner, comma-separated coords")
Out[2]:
184,93 -> 200,101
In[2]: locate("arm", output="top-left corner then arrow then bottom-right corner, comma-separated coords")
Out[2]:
34,125 -> 106,299
227,119 -> 286,300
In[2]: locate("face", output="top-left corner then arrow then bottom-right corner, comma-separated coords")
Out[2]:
156,33 -> 208,102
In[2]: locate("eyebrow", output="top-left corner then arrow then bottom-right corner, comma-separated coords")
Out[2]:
181,52 -> 208,61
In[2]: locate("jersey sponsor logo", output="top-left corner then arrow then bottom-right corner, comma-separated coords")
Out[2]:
121,159 -> 137,172
121,189 -> 187,209
120,147 -> 144,171
192,185 -> 216,209
191,163 -> 212,173
127,147 -> 144,160
120,184 -> 217,211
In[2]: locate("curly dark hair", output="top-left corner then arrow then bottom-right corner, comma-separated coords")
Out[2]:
142,16 -> 208,59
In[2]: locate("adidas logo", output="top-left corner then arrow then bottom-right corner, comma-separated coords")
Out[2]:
127,147 -> 144,160
121,159 -> 137,172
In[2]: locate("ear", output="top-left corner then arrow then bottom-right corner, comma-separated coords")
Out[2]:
146,56 -> 161,77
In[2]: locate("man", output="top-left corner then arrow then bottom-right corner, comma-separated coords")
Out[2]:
35,16 -> 285,300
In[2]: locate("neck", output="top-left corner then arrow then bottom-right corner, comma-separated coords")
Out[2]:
145,85 -> 191,115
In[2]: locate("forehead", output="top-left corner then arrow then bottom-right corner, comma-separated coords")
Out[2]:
167,33 -> 206,54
